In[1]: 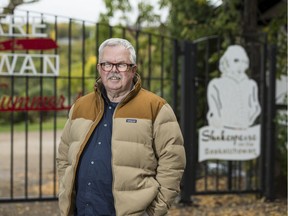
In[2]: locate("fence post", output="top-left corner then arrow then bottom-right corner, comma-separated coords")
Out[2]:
180,41 -> 198,204
265,44 -> 277,200
172,39 -> 180,117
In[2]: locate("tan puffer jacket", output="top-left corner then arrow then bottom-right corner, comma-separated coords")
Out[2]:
56,74 -> 186,216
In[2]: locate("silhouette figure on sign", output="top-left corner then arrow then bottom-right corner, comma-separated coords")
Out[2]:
207,45 -> 261,129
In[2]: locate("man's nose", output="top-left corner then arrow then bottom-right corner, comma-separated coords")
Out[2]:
111,64 -> 119,72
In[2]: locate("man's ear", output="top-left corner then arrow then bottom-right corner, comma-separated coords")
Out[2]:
132,65 -> 137,73
97,64 -> 101,75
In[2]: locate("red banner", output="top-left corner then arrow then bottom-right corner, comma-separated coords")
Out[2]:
0,38 -> 58,51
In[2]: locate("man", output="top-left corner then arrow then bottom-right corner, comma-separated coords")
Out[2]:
56,38 -> 186,216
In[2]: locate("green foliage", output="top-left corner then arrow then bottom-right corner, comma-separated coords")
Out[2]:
162,0 -> 217,39
2,0 -> 40,14
211,0 -> 243,37
100,0 -> 163,28
0,116 -> 67,132
275,95 -> 288,193
101,0 -> 132,25
263,6 -> 287,77
276,109 -> 287,176
262,6 -> 287,190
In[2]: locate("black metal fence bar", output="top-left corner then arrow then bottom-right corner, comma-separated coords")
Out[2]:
265,44 -> 277,200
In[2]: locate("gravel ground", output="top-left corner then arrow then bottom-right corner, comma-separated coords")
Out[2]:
0,195 -> 287,216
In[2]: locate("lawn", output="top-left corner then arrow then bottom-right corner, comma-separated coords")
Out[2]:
0,117 -> 67,133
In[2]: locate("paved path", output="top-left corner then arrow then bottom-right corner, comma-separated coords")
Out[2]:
0,131 -> 62,198
0,130 -> 61,170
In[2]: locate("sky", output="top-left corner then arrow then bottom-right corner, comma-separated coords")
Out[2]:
1,0 -> 168,25
2,0 -> 106,22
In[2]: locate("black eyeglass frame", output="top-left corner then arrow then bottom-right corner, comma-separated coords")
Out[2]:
99,62 -> 135,72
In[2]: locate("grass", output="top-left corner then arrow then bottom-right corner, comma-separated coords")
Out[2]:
0,117 -> 67,133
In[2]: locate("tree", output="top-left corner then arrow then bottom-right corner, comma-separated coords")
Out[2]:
2,0 -> 40,14
99,0 -> 163,30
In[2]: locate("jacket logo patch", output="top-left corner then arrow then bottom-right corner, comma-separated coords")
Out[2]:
126,119 -> 137,123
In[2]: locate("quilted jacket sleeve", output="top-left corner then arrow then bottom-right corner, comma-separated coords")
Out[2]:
147,103 -> 186,216
56,105 -> 74,190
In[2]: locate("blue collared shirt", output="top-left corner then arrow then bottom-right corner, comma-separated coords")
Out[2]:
75,95 -> 117,216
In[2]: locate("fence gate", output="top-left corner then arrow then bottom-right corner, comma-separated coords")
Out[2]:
179,35 -> 278,203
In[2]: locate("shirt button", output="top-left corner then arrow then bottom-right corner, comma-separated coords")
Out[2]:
91,161 -> 94,165
109,106 -> 112,109
98,141 -> 101,145
88,182 -> 91,186
104,123 -> 107,127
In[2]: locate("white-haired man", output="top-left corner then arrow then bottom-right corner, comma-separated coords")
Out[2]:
57,38 -> 186,216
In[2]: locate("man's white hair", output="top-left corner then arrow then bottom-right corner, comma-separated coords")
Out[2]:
98,38 -> 136,64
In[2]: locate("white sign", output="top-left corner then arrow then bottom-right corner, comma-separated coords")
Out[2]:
198,125 -> 260,162
199,45 -> 262,162
0,14 -> 59,77
0,53 -> 59,76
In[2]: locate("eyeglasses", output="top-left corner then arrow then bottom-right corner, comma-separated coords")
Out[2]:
99,62 -> 134,72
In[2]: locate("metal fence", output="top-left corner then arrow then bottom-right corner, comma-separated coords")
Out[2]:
0,9 -> 180,202
0,9 -> 279,203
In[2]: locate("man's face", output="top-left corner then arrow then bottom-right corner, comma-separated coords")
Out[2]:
98,45 -> 136,94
